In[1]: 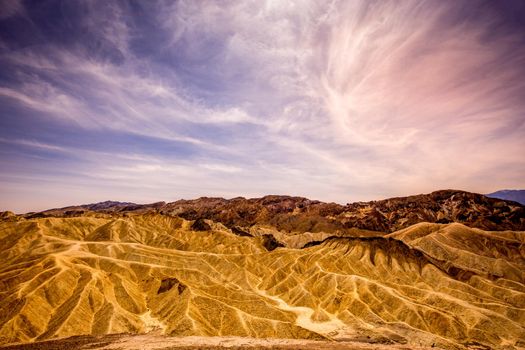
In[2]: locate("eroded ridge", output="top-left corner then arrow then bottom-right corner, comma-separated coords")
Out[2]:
0,213 -> 524,349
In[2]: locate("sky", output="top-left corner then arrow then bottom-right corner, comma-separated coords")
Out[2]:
0,0 -> 524,213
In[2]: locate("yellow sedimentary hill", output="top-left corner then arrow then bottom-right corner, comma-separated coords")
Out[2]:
0,213 -> 524,349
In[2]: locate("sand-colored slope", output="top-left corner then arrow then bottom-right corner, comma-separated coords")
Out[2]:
389,223 -> 525,283
0,215 -> 524,349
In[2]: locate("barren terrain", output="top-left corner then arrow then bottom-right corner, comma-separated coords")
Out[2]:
0,191 -> 524,349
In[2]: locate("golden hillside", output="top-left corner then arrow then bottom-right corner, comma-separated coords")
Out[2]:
1,211 -> 524,349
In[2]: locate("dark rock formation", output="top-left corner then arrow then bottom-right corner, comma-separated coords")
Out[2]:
16,190 -> 525,233
190,218 -> 211,231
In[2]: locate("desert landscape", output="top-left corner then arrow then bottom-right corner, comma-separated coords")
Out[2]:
0,190 -> 524,349
1,0 -> 525,349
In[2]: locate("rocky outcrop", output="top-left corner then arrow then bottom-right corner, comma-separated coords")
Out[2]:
341,190 -> 524,232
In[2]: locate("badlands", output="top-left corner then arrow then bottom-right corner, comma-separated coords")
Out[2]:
0,190 -> 524,349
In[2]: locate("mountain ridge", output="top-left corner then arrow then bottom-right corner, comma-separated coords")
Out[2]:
486,189 -> 525,205
18,189 -> 525,232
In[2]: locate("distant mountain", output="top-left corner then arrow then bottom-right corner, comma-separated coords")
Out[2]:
486,189 -> 525,205
21,189 -> 525,232
79,200 -> 138,211
24,200 -> 166,217
158,190 -> 525,232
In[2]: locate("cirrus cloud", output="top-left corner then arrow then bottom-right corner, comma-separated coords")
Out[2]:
0,0 -> 524,213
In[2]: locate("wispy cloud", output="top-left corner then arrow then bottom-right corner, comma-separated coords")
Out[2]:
0,0 -> 524,212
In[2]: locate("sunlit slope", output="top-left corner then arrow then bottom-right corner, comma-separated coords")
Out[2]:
389,222 -> 525,283
0,214 -> 524,349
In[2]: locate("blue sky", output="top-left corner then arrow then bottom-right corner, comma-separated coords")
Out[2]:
1,0 -> 525,213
